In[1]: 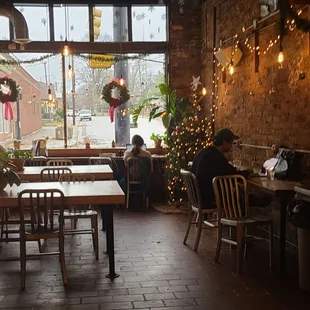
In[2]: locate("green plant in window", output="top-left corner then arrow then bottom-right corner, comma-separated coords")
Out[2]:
131,83 -> 191,134
9,150 -> 33,160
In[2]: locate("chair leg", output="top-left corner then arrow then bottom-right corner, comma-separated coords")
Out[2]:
126,186 -> 130,209
244,227 -> 248,259
91,215 -> 99,260
193,212 -> 203,251
214,222 -> 222,263
236,224 -> 245,273
20,237 -> 26,290
59,234 -> 67,285
269,222 -> 274,269
183,210 -> 195,245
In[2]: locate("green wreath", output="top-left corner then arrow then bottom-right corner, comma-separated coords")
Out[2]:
280,0 -> 310,33
102,79 -> 130,108
0,76 -> 18,103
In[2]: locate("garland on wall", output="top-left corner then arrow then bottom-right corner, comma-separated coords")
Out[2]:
280,0 -> 310,33
0,53 -> 149,67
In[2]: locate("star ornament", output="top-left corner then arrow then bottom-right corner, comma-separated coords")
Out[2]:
191,76 -> 202,91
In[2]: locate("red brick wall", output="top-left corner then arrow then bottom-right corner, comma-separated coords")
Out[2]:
202,0 -> 310,169
169,0 -> 202,98
11,66 -> 42,137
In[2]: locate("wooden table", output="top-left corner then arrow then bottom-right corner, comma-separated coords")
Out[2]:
18,165 -> 113,182
248,177 -> 300,275
0,180 -> 124,279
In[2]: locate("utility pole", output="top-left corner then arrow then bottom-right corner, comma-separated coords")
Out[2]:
113,6 -> 130,146
72,55 -> 76,126
62,55 -> 68,148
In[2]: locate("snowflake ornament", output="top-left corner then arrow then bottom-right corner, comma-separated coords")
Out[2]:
191,76 -> 202,91
161,14 -> 166,20
70,25 -> 74,31
114,10 -> 120,18
41,18 -> 47,26
148,5 -> 155,12
149,33 -> 155,39
113,22 -> 119,29
158,0 -> 165,4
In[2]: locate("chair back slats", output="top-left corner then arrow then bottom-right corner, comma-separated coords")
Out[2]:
59,173 -> 95,182
47,159 -> 73,166
213,175 -> 247,219
18,189 -> 65,235
59,173 -> 94,212
180,169 -> 201,210
41,167 -> 72,182
126,157 -> 142,184
25,156 -> 47,167
89,157 -> 112,166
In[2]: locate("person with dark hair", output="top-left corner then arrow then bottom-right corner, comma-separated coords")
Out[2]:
192,128 -> 250,208
124,135 -> 153,170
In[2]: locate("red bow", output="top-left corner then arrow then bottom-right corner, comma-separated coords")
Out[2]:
109,106 -> 115,123
4,102 -> 13,120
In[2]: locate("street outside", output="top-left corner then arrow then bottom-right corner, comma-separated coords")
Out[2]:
20,116 -> 165,149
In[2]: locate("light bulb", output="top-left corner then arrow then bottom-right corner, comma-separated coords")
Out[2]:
202,87 -> 207,96
278,51 -> 284,64
120,75 -> 125,86
229,66 -> 234,75
68,65 -> 73,78
63,40 -> 69,56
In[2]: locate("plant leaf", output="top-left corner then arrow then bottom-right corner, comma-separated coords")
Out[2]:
169,90 -> 176,114
149,107 -> 161,121
158,83 -> 171,96
162,112 -> 172,129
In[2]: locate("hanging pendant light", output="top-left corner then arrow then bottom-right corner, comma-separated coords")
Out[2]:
63,40 -> 69,56
68,64 -> 73,78
120,75 -> 125,86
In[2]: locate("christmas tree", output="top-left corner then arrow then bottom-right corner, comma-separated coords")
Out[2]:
165,78 -> 213,202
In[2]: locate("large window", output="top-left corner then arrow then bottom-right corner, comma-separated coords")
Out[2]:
0,2 -> 167,149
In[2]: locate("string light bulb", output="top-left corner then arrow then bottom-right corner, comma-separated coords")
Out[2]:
202,87 -> 207,96
120,75 -> 125,86
48,87 -> 52,101
229,65 -> 234,75
68,64 -> 73,78
63,40 -> 69,56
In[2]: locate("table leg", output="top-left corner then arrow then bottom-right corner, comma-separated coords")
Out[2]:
279,197 -> 287,275
105,206 -> 119,279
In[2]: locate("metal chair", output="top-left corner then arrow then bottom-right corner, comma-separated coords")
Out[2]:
47,159 -> 73,166
18,189 -> 67,290
40,167 -> 72,182
213,175 -> 273,273
125,157 -> 151,209
59,173 -> 99,260
24,156 -> 47,166
181,169 -> 218,251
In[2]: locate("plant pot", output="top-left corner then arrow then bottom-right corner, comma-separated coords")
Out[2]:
13,141 -> 21,150
11,158 -> 25,172
0,179 -> 8,191
155,140 -> 162,149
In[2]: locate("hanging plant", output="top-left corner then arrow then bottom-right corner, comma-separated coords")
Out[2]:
280,0 -> 310,33
102,79 -> 130,123
0,76 -> 19,120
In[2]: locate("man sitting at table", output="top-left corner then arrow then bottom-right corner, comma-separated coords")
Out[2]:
192,128 -> 250,209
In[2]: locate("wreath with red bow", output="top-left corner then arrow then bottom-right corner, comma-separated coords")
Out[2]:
102,79 -> 130,122
0,76 -> 18,120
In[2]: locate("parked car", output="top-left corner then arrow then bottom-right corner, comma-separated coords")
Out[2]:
79,109 -> 92,121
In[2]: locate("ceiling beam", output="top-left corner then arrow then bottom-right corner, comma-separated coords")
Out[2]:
0,40 -> 168,54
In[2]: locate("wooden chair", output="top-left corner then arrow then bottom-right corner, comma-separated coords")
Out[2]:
25,156 -> 47,166
89,157 -> 119,179
181,169 -> 218,251
40,167 -> 72,182
18,189 -> 67,290
213,175 -> 273,273
59,173 -> 99,260
47,159 -> 73,166
125,157 -> 151,209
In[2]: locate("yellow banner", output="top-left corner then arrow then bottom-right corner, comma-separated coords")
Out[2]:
89,54 -> 114,69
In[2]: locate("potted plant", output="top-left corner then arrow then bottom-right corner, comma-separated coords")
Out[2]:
150,133 -> 165,149
13,139 -> 21,150
0,152 -> 21,191
9,150 -> 33,172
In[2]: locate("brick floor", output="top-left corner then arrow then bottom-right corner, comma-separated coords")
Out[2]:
0,208 -> 308,310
